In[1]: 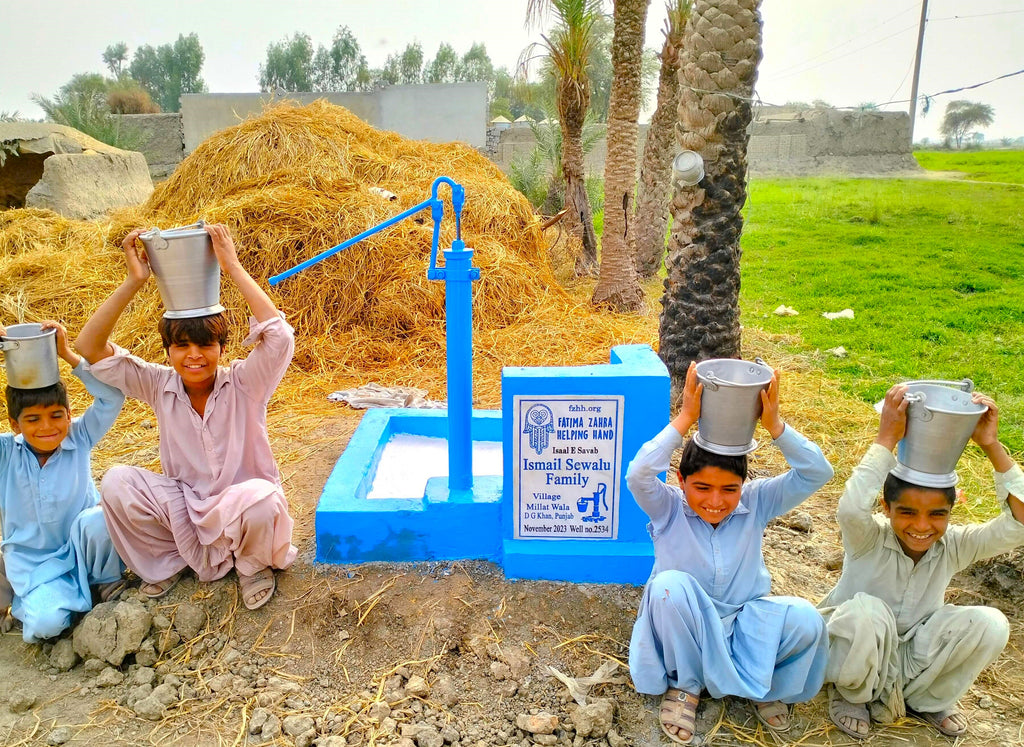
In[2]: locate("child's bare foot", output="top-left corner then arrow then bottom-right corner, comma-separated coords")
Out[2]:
752,699 -> 792,732
908,706 -> 968,737
660,688 -> 699,745
238,568 -> 276,610
1,610 -> 18,634
828,687 -> 870,739
140,571 -> 182,599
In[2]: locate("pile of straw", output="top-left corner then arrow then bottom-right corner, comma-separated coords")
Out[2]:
0,100 -> 647,406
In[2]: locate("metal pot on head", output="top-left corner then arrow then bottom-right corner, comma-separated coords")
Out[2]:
1,324 -> 60,390
138,221 -> 225,319
694,357 -> 773,456
892,379 -> 987,488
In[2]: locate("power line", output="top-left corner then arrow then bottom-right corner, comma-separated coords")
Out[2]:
763,24 -> 919,83
929,9 -> 1024,22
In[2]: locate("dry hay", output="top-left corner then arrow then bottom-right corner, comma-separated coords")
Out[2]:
0,100 -> 647,405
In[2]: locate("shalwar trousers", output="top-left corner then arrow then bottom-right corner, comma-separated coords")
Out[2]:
825,592 -> 1009,719
630,570 -> 828,701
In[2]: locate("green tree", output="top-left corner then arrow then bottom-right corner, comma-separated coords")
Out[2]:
259,33 -> 315,92
325,26 -> 370,90
33,74 -> 143,150
940,100 -> 995,149
102,42 -> 129,78
524,0 -> 603,272
129,33 -> 207,112
461,43 -> 494,83
401,42 -> 425,84
592,0 -> 651,312
425,43 -> 461,83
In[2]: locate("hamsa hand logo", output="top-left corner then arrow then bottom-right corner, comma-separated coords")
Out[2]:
523,404 -> 555,455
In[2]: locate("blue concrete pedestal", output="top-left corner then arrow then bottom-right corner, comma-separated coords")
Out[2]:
315,409 -> 503,564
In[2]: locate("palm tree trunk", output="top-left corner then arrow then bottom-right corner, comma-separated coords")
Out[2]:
634,1 -> 689,277
561,113 -> 599,272
592,0 -> 650,310
659,0 -> 762,404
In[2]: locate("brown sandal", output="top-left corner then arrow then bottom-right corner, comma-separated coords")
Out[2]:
238,568 -> 276,610
96,578 -> 128,603
752,699 -> 792,732
660,688 -> 700,745
140,571 -> 182,599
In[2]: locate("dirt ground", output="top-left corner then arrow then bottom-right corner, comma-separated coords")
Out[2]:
1,408 -> 1022,747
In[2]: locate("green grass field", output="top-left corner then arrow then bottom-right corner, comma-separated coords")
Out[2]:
741,176 -> 1024,453
914,149 -> 1024,184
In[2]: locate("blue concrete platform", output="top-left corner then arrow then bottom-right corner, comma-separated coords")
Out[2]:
315,409 -> 503,564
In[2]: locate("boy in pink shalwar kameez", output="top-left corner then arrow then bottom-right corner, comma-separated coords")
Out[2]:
76,223 -> 296,610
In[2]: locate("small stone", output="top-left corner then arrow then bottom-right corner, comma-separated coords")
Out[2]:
132,666 -> 157,686
433,674 -> 459,707
319,737 -> 348,747
384,689 -> 405,705
172,603 -> 206,640
502,647 -> 531,680
47,726 -> 73,745
9,692 -> 36,713
570,699 -> 615,738
95,667 -> 124,687
222,645 -> 242,665
381,717 -> 398,734
73,601 -> 152,666
162,674 -> 182,688
283,715 -> 316,737
978,695 -> 994,708
516,713 -> 558,735
532,736 -> 558,746
155,629 -> 181,654
295,729 -> 316,747
440,724 -> 460,743
395,739 -> 416,747
249,708 -> 270,734
606,728 -> 627,747
179,683 -> 196,701
152,614 -> 172,631
490,662 -> 511,680
497,681 -> 519,698
133,695 -> 167,721
405,675 -> 430,698
261,714 -> 282,740
151,683 -> 178,706
369,701 -> 391,720
127,684 -> 153,708
825,552 -> 845,571
49,639 -> 80,672
826,346 -> 848,358
82,658 -> 106,676
135,640 -> 158,668
208,673 -> 234,692
779,510 -> 813,533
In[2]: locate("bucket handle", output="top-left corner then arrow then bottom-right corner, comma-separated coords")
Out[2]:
700,357 -> 770,392
144,220 -> 206,251
0,340 -> 19,352
908,378 -> 974,392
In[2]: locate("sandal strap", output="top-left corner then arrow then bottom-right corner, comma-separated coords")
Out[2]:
661,689 -> 699,730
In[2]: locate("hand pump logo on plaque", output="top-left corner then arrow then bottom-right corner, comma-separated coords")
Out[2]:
513,396 -> 624,539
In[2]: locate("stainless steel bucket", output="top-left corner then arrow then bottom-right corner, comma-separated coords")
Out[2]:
139,221 -> 224,319
0,323 -> 60,389
892,379 -> 986,488
694,358 -> 772,455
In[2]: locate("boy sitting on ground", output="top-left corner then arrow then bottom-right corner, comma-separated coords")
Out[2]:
821,383 -> 1024,739
0,322 -> 126,642
627,363 -> 834,744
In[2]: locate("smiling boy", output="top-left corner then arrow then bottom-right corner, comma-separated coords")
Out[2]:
821,383 -> 1024,739
0,322 -> 125,642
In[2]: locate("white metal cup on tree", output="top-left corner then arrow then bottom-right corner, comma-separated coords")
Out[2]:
0,323 -> 60,390
891,379 -> 987,488
138,221 -> 225,319
694,358 -> 773,456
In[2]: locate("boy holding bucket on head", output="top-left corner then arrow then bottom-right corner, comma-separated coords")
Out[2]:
75,223 -> 297,610
0,321 -> 126,642
822,383 -> 1024,740
626,361 -> 834,744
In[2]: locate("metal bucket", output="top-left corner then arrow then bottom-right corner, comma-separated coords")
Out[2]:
694,358 -> 772,455
892,379 -> 986,488
0,324 -> 60,390
139,221 -> 224,319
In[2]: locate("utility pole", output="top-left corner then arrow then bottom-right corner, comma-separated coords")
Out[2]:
908,0 -> 929,145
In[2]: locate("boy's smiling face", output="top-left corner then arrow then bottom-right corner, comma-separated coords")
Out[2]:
681,465 -> 744,525
166,340 -> 224,387
882,486 -> 953,561
10,403 -> 71,455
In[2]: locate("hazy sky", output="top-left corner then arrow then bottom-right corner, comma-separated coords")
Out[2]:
2,0 -> 1021,143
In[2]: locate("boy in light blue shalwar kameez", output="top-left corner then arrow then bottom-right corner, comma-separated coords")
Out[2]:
0,322 -> 125,643
626,363 -> 834,744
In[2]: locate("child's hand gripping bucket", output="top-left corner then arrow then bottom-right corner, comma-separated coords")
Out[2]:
139,221 -> 225,319
892,379 -> 987,488
694,358 -> 773,455
0,323 -> 60,390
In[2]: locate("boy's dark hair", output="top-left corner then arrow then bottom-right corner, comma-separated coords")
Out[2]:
882,473 -> 956,507
158,312 -> 229,350
677,437 -> 748,482
6,381 -> 69,421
